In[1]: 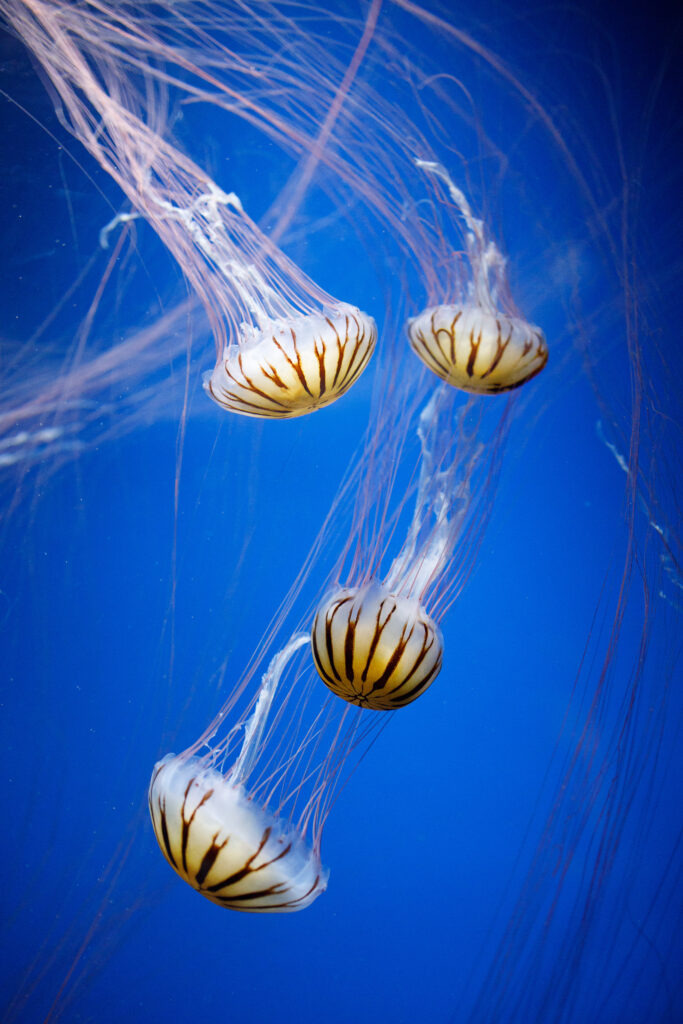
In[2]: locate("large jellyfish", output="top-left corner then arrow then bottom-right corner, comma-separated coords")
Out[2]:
1,0 -> 376,420
148,636 -> 328,912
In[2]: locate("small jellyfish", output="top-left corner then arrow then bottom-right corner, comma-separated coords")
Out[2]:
312,582 -> 442,709
312,386 -> 488,709
149,636 -> 328,911
407,161 -> 547,393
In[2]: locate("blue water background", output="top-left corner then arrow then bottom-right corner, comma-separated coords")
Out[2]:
1,2 -> 681,1022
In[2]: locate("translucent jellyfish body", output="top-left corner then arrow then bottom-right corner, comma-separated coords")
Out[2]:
312,389 -> 485,710
312,582 -> 443,709
409,162 -> 547,393
148,635 -> 335,913
149,754 -> 327,911
408,304 -> 547,394
204,304 -> 376,418
5,0 -> 376,421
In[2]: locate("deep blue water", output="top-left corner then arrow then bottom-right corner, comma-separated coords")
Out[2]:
1,2 -> 681,1022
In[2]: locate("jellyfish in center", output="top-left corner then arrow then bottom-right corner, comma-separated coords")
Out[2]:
312,384 -> 500,709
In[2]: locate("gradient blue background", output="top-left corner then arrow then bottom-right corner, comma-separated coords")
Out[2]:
1,2 -> 680,1021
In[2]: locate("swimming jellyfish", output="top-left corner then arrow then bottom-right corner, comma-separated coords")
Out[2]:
147,598 -> 387,913
2,0 -> 377,419
407,161 -> 548,393
149,636 -> 327,911
312,384 -> 499,708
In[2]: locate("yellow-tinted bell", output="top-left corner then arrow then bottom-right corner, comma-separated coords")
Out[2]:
204,305 -> 376,418
408,303 -> 547,393
312,582 -> 443,710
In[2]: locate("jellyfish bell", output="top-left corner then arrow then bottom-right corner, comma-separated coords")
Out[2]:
149,754 -> 327,912
311,581 -> 443,709
407,161 -> 548,394
203,302 -> 376,419
407,304 -> 547,395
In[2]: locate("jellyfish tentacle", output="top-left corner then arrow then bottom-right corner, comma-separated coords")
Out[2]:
230,633 -> 310,786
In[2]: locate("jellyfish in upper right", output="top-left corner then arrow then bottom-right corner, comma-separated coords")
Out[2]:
407,161 -> 548,394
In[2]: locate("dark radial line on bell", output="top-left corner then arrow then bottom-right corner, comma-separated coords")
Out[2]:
324,598 -> 352,683
391,624 -> 435,694
344,612 -> 357,684
230,354 -> 289,408
181,785 -> 212,875
208,839 -> 294,895
326,317 -> 345,388
206,827 -> 273,892
368,630 -> 409,695
394,650 -> 442,705
314,336 -> 326,395
361,599 -> 396,683
481,322 -> 510,378
273,332 -> 312,396
260,360 -> 289,390
449,310 -> 462,364
158,804 -> 178,869
466,328 -> 481,377
195,833 -> 228,886
312,629 -> 339,686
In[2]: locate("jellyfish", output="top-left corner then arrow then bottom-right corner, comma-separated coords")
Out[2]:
312,384 -> 503,709
407,161 -> 548,393
149,636 -> 328,912
311,583 -> 442,710
1,0 -> 376,421
145,600 -> 390,916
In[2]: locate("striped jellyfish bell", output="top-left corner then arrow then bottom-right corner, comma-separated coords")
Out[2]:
149,753 -> 327,912
311,582 -> 443,710
203,303 -> 376,418
407,303 -> 548,394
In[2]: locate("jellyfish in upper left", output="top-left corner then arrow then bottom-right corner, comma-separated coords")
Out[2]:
1,0 -> 376,419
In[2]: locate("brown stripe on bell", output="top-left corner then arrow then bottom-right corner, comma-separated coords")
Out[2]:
148,754 -> 327,912
311,582 -> 443,710
407,303 -> 548,394
203,303 -> 376,418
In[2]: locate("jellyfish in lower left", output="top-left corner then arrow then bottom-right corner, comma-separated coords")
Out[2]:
148,631 -> 370,912
149,636 -> 328,912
